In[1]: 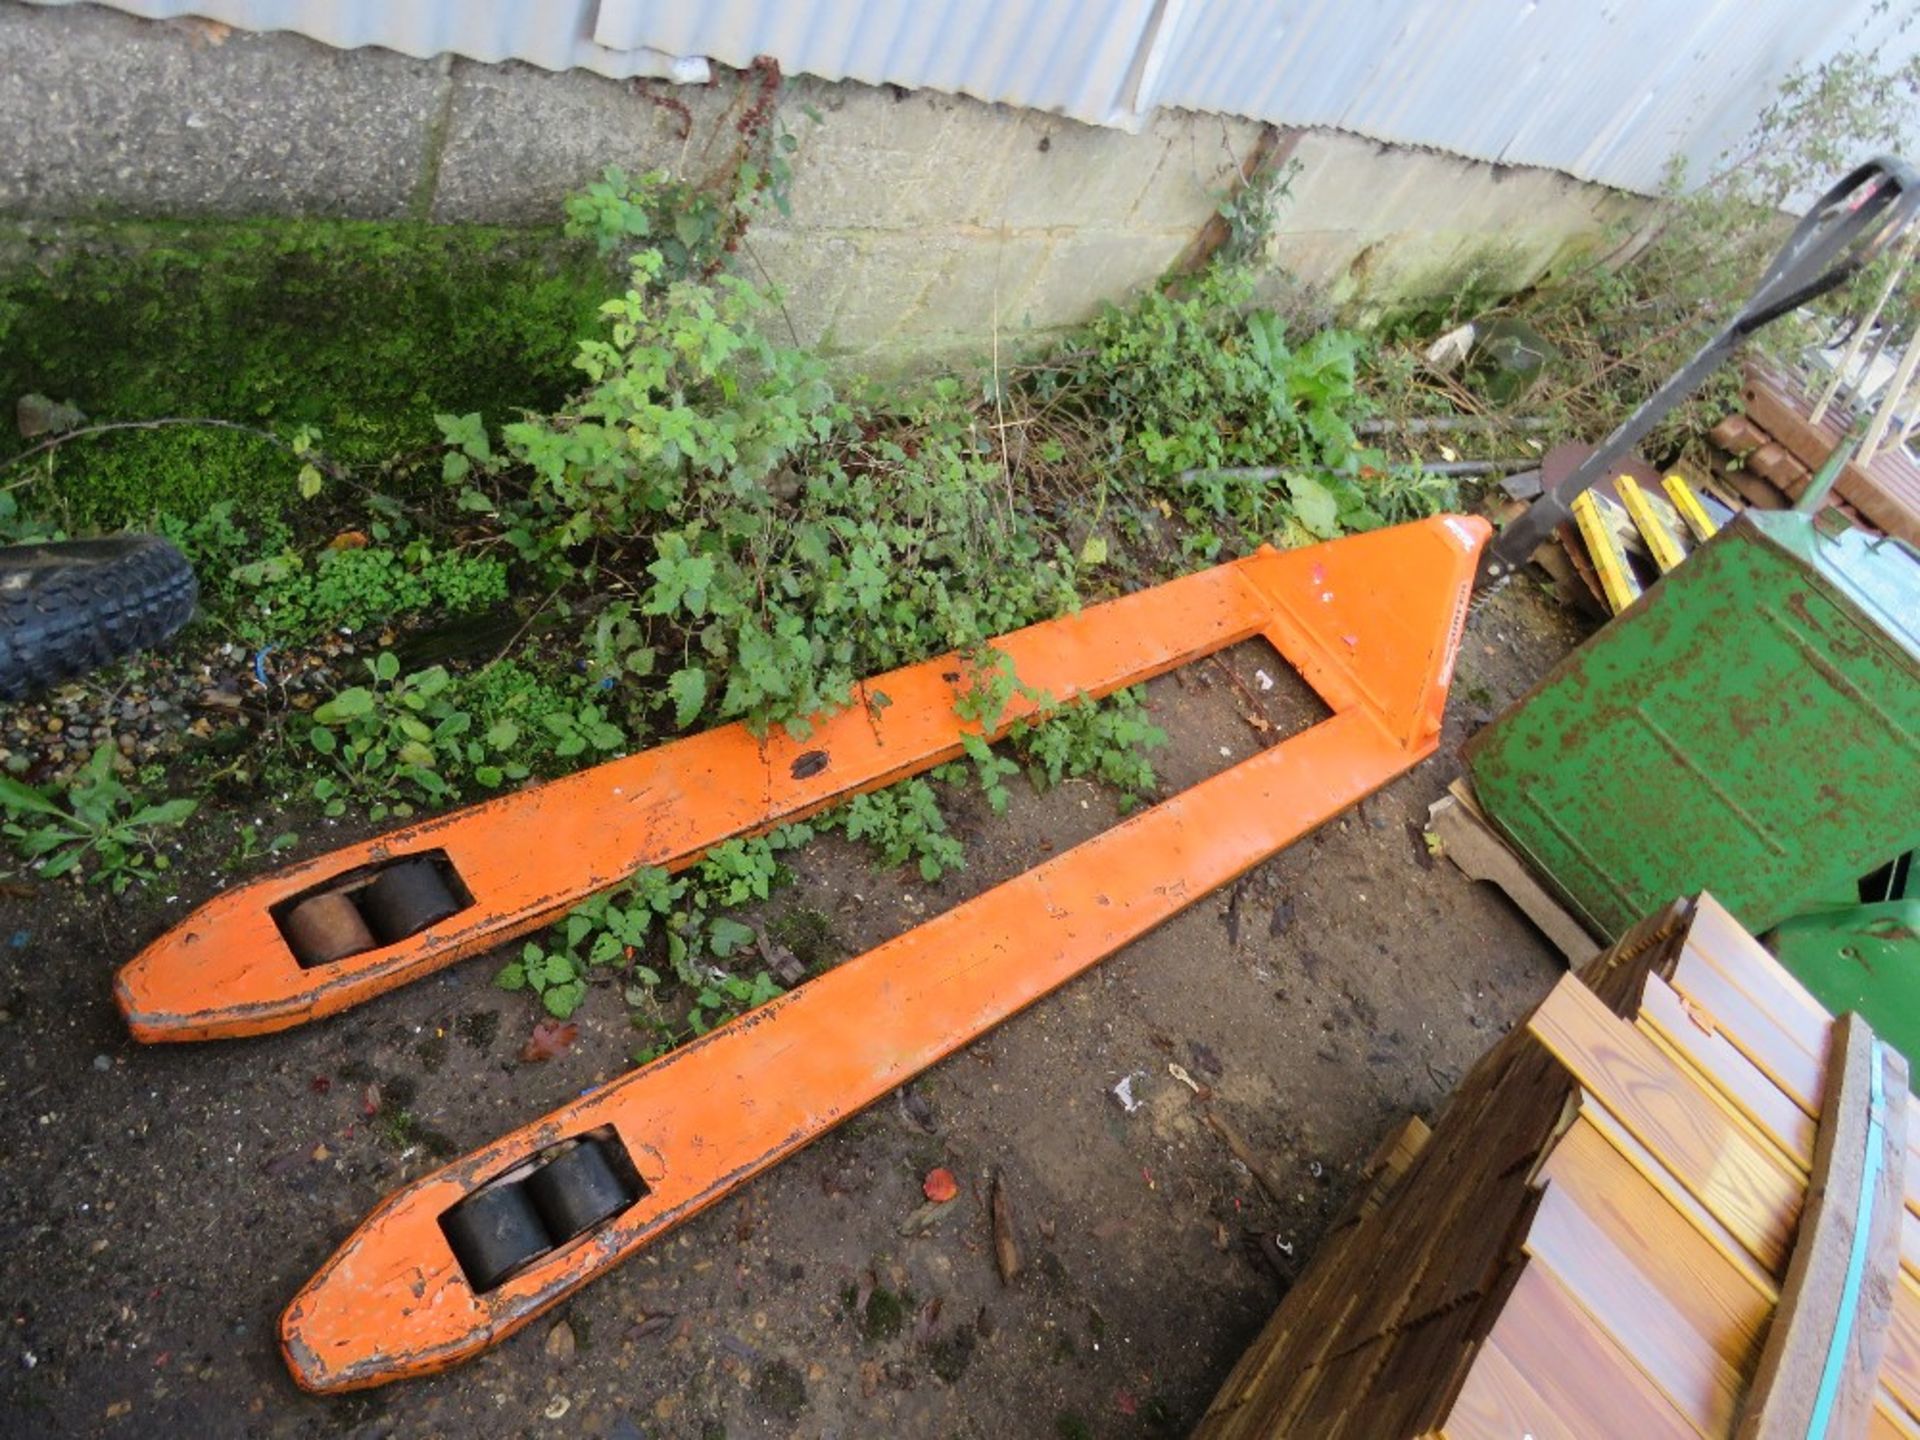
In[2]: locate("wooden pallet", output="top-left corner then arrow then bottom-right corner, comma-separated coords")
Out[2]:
1428,779 -> 1600,966
1192,894 -> 1916,1438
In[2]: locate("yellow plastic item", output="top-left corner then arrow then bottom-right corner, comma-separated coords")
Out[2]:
1571,489 -> 1643,615
1661,474 -> 1720,544
1614,475 -> 1687,573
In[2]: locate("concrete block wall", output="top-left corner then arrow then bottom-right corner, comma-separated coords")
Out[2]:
0,2 -> 1641,370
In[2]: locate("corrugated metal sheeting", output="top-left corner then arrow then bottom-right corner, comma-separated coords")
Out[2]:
594,0 -> 1172,124
38,0 -> 711,79
44,0 -> 1920,194
1140,0 -> 1920,194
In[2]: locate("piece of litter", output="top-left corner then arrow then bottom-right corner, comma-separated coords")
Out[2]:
1253,669 -> 1275,691
1168,1063 -> 1200,1094
1111,1073 -> 1143,1113
543,1396 -> 571,1419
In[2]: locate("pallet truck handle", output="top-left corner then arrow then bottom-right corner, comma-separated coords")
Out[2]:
1479,154 -> 1920,589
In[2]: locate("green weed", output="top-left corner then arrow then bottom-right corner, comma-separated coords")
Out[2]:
498,828 -> 807,1029
0,745 -> 196,891
1014,686 -> 1166,808
831,780 -> 966,882
298,654 -> 626,820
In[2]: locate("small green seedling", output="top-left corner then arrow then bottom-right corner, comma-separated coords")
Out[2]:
0,745 -> 197,891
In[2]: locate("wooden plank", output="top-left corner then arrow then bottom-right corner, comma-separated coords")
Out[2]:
1670,947 -> 1825,1117
1680,901 -> 1920,1212
1736,1017 -> 1910,1440
1579,1095 -> 1783,1301
1637,973 -> 1818,1169
1872,1394 -> 1920,1440
1334,1038 -> 1562,1345
1742,363 -> 1920,545
1728,467 -> 1793,511
1689,894 -> 1836,1045
1638,1007 -> 1807,1183
1525,1176 -> 1748,1431
1431,788 -> 1601,965
1292,1323 -> 1395,1437
1346,1293 -> 1490,1440
1529,975 -> 1803,1274
1576,897 -> 1697,1015
1885,1279 -> 1920,1421
1194,1114 -> 1434,1436
1538,1114 -> 1776,1348
1480,1262 -> 1700,1440
1438,1336 -> 1583,1440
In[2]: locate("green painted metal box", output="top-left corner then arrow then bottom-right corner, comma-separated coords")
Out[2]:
1770,901 -> 1920,1065
1464,511 -> 1920,942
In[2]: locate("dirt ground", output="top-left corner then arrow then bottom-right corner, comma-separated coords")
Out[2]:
0,581 -> 1589,1440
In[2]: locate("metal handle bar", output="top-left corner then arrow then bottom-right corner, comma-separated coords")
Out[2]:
1480,154 -> 1920,586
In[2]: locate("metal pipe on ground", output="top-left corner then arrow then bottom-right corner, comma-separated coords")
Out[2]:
1178,460 -> 1536,485
1354,416 -> 1555,436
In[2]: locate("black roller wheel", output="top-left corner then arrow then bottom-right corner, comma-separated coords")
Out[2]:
280,889 -> 376,966
0,536 -> 197,701
525,1139 -> 637,1241
359,860 -> 463,943
440,1181 -> 551,1292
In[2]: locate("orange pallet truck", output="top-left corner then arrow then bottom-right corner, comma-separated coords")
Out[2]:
235,515 -> 1488,1391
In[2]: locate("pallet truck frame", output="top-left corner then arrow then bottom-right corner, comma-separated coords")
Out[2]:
257,515 -> 1488,1391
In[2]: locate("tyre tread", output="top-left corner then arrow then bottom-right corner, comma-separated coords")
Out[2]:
0,537 -> 198,700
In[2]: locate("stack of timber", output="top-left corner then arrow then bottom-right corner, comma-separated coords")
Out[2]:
1705,361 -> 1920,544
1192,893 -> 1917,1439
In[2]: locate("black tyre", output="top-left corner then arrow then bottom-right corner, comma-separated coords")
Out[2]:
0,536 -> 197,701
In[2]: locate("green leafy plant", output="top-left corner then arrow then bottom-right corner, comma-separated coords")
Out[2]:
497,828 -> 808,1028
452,661 -> 629,774
304,655 -> 518,820
227,824 -> 299,869
160,500 -> 507,643
830,779 -> 966,882
1012,687 -> 1167,808
1034,266 -> 1454,558
449,258 -> 1080,739
232,542 -> 509,644
0,746 -> 196,890
497,937 -> 591,1019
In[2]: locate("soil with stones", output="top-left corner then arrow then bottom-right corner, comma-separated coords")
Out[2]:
0,582 -> 1587,1440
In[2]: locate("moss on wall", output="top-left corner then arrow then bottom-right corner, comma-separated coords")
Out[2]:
0,220 -> 610,529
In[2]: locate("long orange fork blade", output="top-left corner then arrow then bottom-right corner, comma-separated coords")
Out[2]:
278,515 -> 1488,1392
119,516 -> 1477,1043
